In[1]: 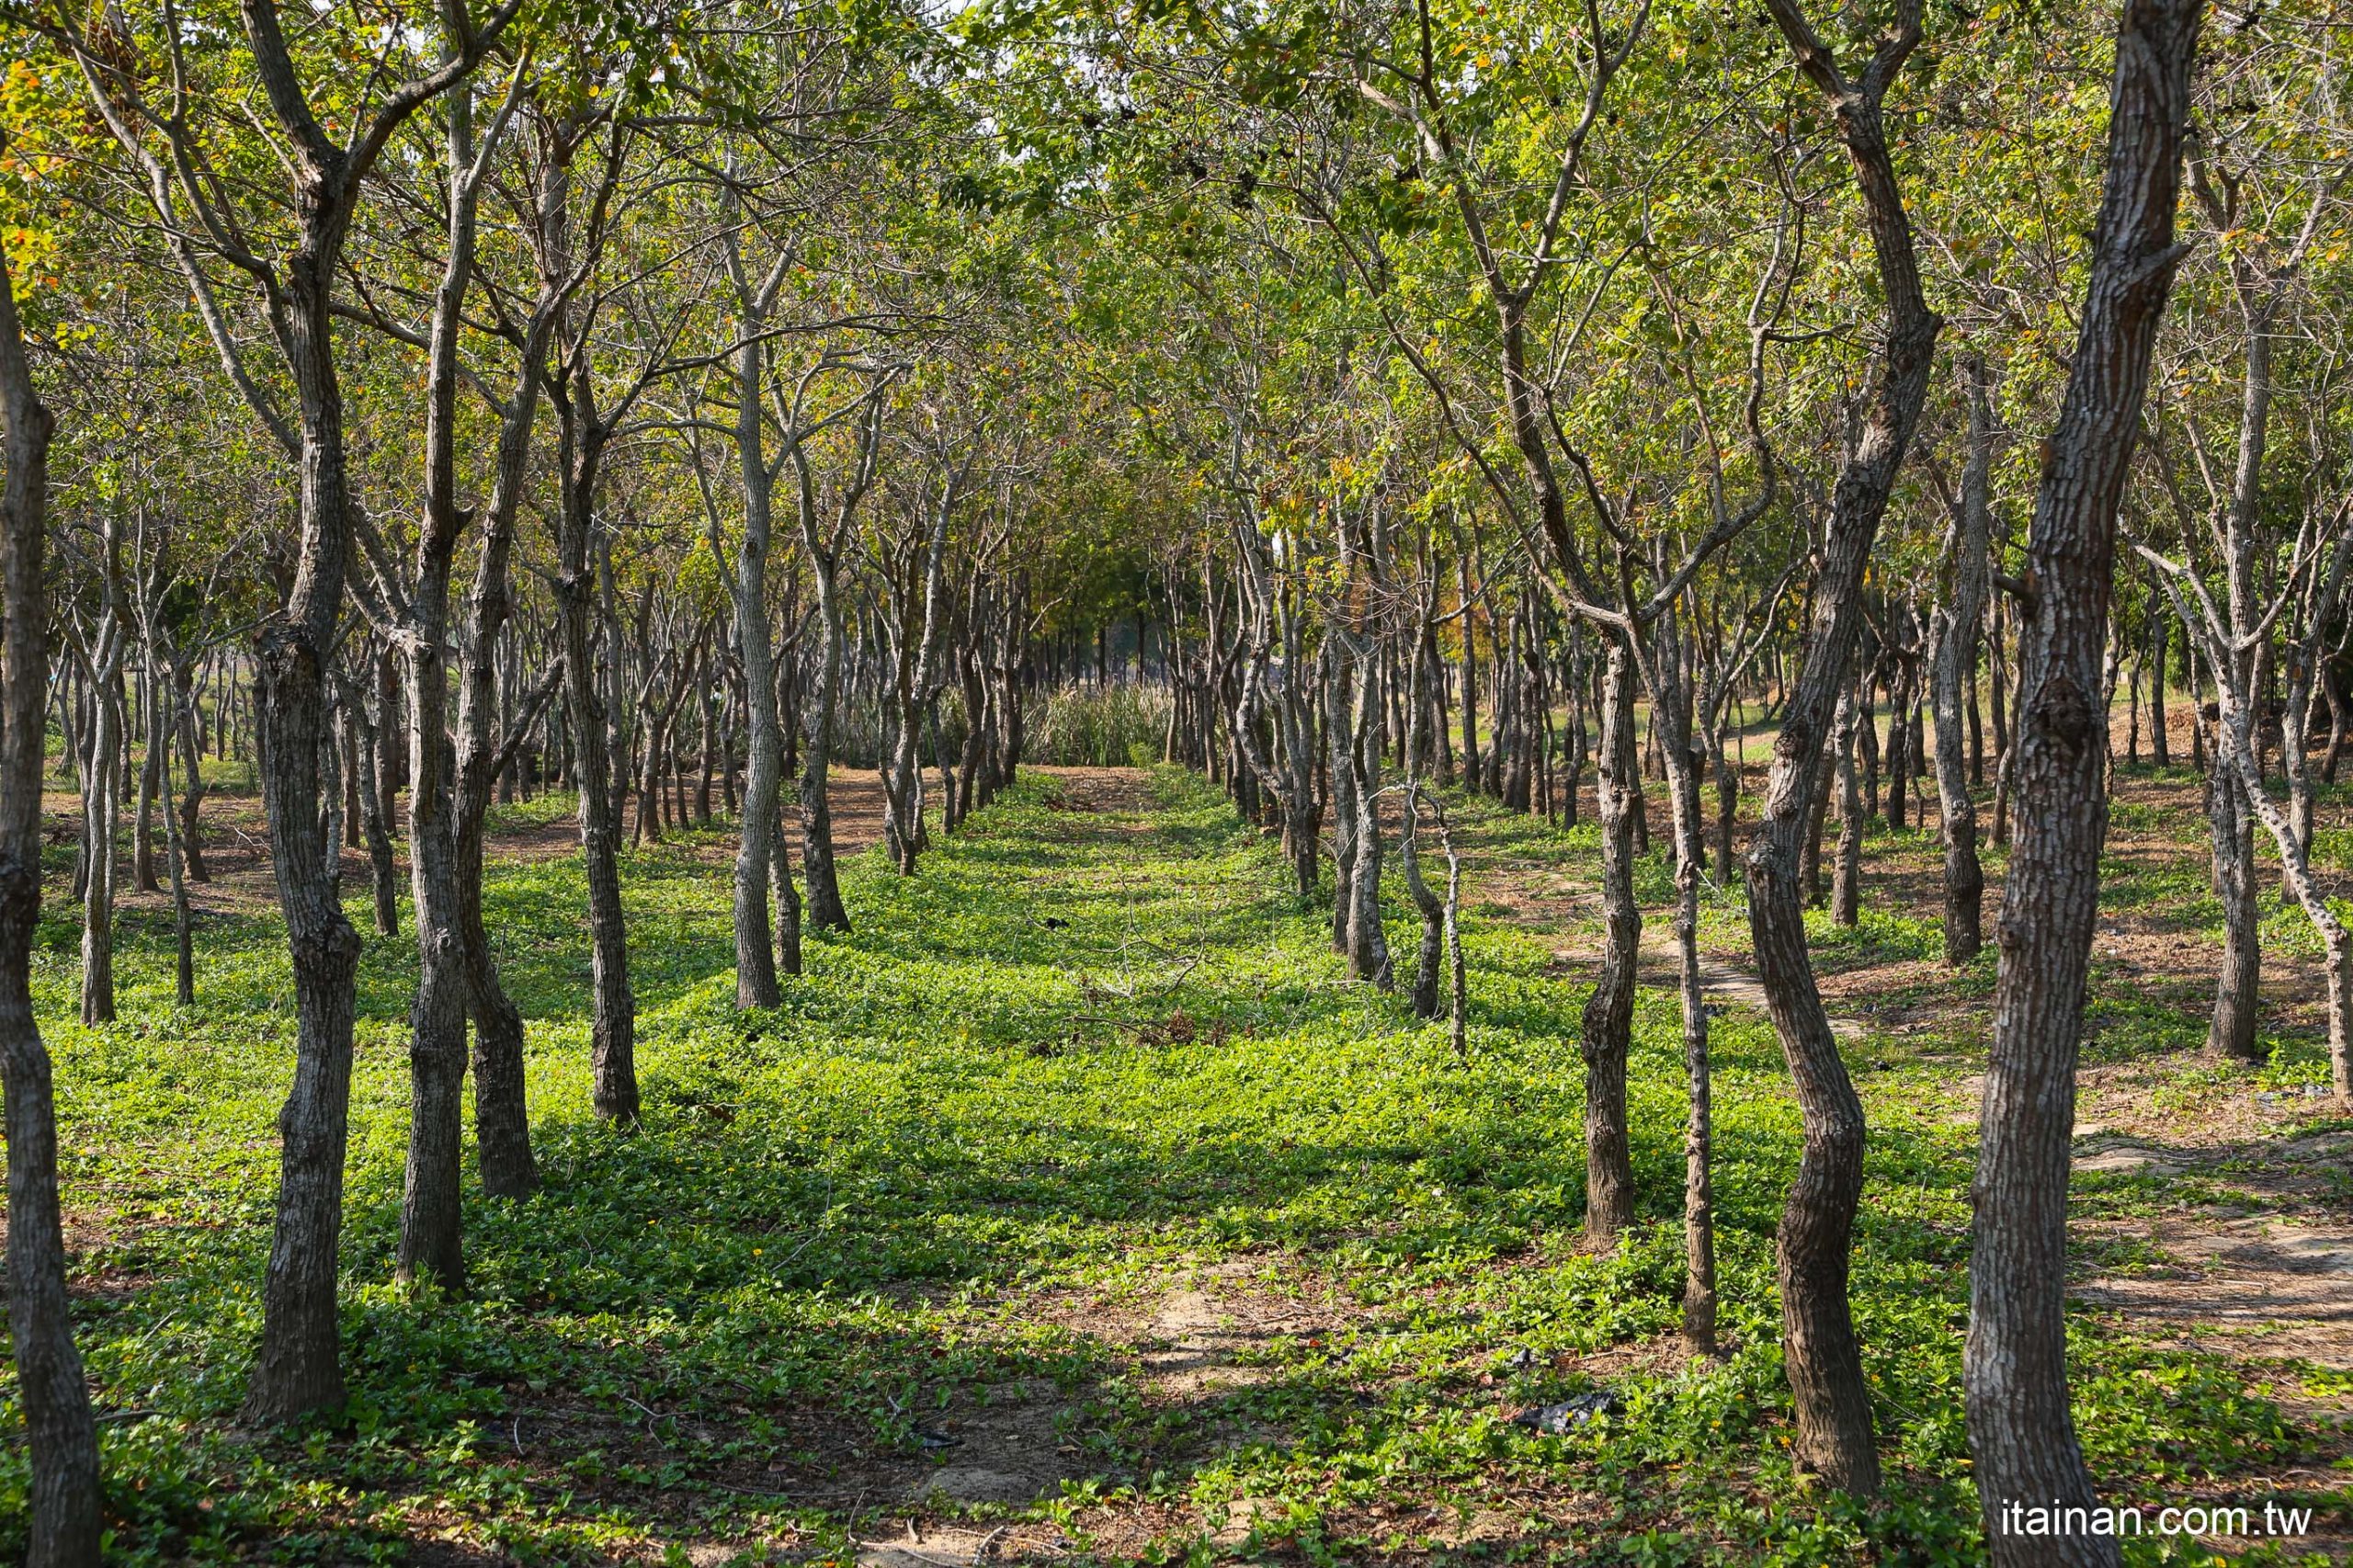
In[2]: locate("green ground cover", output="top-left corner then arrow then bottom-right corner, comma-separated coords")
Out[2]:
7,770 -> 2346,1564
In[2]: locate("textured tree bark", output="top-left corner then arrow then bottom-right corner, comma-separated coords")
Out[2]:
400,611 -> 470,1292
246,281 -> 367,1424
534,137 -> 641,1124
722,237 -> 787,1005
1582,642 -> 1639,1246
0,170 -> 105,1568
1933,358 -> 1994,962
454,303 -> 556,1203
1965,4 -> 2199,1559
556,489 -> 638,1124
2209,760 -> 2264,1061
792,398 -> 880,934
134,669 -> 162,892
359,653 -> 402,937
396,70 -> 500,1292
1745,0 -> 1942,1495
1640,611 -> 1719,1357
1832,687 -> 1862,927
78,619 -> 120,1026
176,663 -> 210,881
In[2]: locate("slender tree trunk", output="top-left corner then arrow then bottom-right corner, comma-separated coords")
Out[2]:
362,653 -> 401,937
1832,686 -> 1863,927
794,414 -> 870,934
1458,551 -> 1481,790
729,415 -> 785,1005
134,668 -> 162,892
1967,10 -> 2198,1560
1583,642 -> 1640,1245
1743,0 -> 1941,1491
0,189 -> 105,1565
79,639 -> 119,1026
398,74 -> 493,1291
2209,758 -> 2266,1061
554,405 -> 639,1123
247,257 -> 368,1426
1935,358 -> 1994,961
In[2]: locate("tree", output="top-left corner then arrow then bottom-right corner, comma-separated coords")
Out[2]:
1965,0 -> 2201,1557
0,123 -> 104,1568
1744,0 -> 1941,1494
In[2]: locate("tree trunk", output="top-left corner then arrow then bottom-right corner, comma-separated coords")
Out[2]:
1745,0 -> 1942,1492
2210,759 -> 2264,1062
1966,10 -> 2198,1560
1934,358 -> 1994,961
176,663 -> 210,881
361,653 -> 401,936
1832,686 -> 1863,927
1583,642 -> 1640,1246
0,197 -> 105,1566
134,668 -> 162,892
729,402 -> 785,1005
554,396 -> 639,1123
79,639 -> 119,1027
246,270 -> 367,1426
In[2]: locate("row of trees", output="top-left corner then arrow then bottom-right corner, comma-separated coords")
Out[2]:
0,0 -> 2339,1562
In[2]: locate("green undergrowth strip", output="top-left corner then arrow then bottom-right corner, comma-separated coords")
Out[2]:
5,770 -> 2341,1564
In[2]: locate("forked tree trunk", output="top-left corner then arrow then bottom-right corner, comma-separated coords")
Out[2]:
396,69 -> 496,1293
1965,6 -> 2199,1560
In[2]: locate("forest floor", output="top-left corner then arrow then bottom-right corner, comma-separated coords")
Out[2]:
17,748 -> 2353,1565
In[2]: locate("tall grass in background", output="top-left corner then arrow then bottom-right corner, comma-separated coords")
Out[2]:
1029,682 -> 1170,767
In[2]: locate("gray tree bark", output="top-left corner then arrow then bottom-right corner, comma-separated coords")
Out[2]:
0,153 -> 104,1566
1965,4 -> 2200,1558
1583,642 -> 1640,1245
1932,358 -> 1995,961
1748,0 -> 1942,1494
